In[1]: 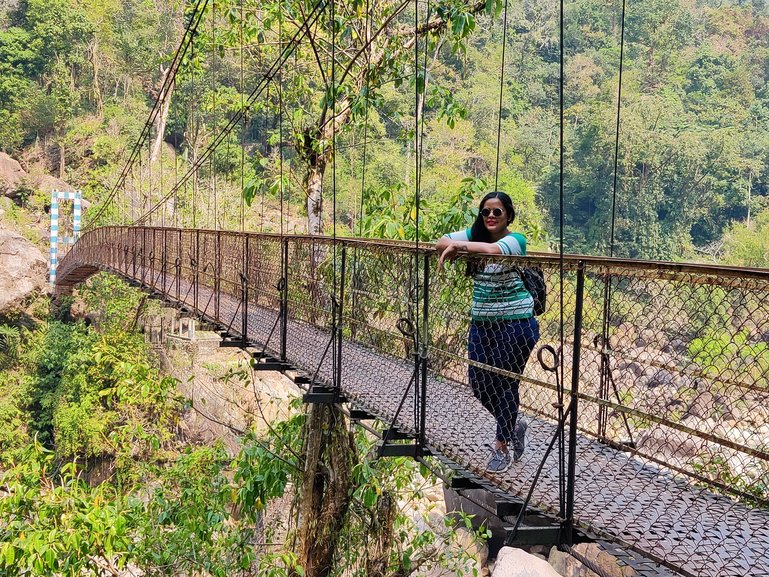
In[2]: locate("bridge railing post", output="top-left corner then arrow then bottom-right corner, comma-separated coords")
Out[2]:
418,251 -> 430,456
160,228 -> 168,295
116,228 -> 121,274
194,229 -> 200,315
132,228 -> 137,281
176,229 -> 182,302
157,228 -> 163,292
242,234 -> 249,347
215,230 -> 221,326
334,244 -> 347,401
280,237 -> 289,363
564,259 -> 585,546
141,227 -> 147,287
149,229 -> 157,292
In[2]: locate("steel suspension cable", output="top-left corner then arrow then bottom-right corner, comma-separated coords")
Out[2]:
597,0 -> 629,444
134,0 -> 330,225
494,0 -> 509,192
86,0 -> 210,229
558,0 -> 567,518
240,0 -> 246,233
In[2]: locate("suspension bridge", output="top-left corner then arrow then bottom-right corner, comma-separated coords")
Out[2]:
53,226 -> 769,577
46,0 -> 769,574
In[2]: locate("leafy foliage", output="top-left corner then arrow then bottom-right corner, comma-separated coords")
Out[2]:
0,443 -> 132,577
688,328 -> 769,384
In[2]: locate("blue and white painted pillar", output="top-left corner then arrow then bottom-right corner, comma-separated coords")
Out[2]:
49,192 -> 59,285
49,190 -> 83,285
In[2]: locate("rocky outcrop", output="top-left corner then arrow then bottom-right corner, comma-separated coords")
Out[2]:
0,153 -> 26,200
491,547 -> 562,577
548,544 -> 636,577
0,228 -> 49,314
0,152 -> 85,206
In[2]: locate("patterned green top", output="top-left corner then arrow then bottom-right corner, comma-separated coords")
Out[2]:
444,228 -> 533,321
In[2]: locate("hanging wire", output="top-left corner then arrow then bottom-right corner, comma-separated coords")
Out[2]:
86,0 -> 210,229
160,86 -> 166,228
240,0 -> 246,233
279,0 -> 285,237
134,0 -> 330,225
211,0 -> 218,230
415,0 -> 430,248
331,0 -> 340,392
356,0 -> 372,238
139,155 -> 144,222
609,0 -> 627,258
494,0 -> 509,192
192,25 -> 198,229
558,0 -> 567,516
331,0 -> 337,244
413,0 -> 431,432
147,120 -> 153,225
174,129 -> 180,228
598,0 -> 629,443
261,84 -> 268,233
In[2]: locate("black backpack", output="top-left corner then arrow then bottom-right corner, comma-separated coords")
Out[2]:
517,266 -> 547,316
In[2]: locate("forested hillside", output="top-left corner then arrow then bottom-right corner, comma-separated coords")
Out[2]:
2,0 -> 768,264
0,0 -> 769,265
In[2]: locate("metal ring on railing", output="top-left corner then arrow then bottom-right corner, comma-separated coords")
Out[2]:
276,277 -> 286,291
175,257 -> 181,267
239,272 -> 248,284
537,344 -> 560,373
396,317 -> 416,338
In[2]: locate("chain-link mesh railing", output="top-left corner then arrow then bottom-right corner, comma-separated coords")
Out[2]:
57,228 -> 769,577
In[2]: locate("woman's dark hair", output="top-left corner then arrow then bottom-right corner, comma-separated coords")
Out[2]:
466,191 -> 515,276
468,191 -> 516,243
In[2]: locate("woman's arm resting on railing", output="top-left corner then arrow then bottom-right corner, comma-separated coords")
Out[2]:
436,236 -> 502,271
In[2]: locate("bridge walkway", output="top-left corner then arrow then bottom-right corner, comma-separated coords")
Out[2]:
55,228 -> 769,577
153,267 -> 769,577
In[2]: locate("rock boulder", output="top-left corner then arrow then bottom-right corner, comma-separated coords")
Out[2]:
491,547 -> 561,577
0,228 -> 49,314
0,153 -> 26,199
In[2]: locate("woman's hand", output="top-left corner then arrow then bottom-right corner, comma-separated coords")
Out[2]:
437,239 -> 461,272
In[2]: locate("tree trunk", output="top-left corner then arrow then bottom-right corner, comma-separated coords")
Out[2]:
294,404 -> 356,577
306,163 -> 325,235
151,66 -> 174,164
90,39 -> 103,115
59,135 -> 65,179
365,490 -> 397,577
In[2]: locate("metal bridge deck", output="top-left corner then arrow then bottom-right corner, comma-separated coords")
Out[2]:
164,275 -> 769,577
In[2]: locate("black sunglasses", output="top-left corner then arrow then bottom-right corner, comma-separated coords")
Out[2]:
480,207 -> 504,218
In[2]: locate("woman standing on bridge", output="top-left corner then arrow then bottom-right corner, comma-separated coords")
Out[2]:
435,191 -> 539,474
